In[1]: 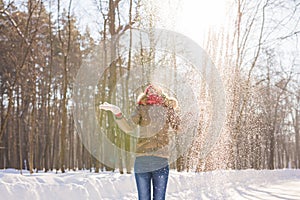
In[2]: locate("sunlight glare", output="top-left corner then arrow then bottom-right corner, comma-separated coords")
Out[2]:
174,0 -> 228,44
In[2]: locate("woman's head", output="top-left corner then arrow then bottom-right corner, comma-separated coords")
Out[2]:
137,84 -> 178,109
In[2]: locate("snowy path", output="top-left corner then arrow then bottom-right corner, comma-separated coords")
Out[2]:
0,169 -> 299,200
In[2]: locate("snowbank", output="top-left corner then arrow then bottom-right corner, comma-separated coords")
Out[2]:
0,169 -> 299,200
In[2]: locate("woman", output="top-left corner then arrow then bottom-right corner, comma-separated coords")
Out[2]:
100,84 -> 180,200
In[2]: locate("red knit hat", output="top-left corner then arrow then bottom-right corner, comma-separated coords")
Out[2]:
140,85 -> 164,105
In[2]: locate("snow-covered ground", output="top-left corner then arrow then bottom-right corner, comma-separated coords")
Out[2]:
0,168 -> 299,200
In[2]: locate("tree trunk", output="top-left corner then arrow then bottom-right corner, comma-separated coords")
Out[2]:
294,97 -> 300,168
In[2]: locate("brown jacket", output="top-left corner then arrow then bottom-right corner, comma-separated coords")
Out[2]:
115,104 -> 180,157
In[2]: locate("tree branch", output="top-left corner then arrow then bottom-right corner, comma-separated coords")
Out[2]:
0,9 -> 30,46
279,30 -> 300,40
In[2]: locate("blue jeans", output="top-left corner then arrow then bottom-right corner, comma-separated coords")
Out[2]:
134,156 -> 169,200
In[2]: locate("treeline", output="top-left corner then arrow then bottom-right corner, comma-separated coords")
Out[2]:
0,0 -> 99,173
0,0 -> 300,174
191,0 -> 300,171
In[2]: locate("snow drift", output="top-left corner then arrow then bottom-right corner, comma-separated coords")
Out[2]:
0,169 -> 299,200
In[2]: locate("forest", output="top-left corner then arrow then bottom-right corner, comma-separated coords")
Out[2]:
0,0 -> 299,174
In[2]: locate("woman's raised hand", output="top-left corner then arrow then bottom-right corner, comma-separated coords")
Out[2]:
99,102 -> 121,115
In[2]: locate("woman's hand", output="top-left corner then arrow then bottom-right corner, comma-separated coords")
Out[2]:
99,102 -> 122,116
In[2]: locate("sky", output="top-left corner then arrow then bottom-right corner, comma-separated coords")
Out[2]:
7,0 -> 299,77
65,0 -> 299,83
158,0 -> 229,45
67,0 -> 229,46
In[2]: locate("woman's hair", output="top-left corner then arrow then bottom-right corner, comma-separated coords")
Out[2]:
137,84 -> 178,109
